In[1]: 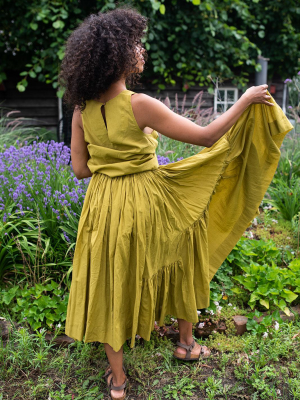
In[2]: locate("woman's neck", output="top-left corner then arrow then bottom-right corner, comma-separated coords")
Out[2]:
95,78 -> 127,103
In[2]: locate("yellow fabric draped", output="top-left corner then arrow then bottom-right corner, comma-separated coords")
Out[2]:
65,89 -> 293,352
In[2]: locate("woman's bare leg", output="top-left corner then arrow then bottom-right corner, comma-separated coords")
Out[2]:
104,343 -> 126,398
176,318 -> 202,356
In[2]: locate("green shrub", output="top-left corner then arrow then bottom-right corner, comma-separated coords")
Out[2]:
0,281 -> 69,331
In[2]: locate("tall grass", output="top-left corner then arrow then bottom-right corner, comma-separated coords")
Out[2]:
156,90 -> 216,161
0,107 -> 55,151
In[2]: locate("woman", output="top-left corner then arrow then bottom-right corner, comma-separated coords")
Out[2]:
59,5 -> 292,400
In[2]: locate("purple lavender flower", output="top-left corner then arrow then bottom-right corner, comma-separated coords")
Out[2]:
157,154 -> 185,165
0,140 -> 90,225
298,71 -> 300,75
284,78 -> 292,83
288,106 -> 293,109
63,231 -> 70,242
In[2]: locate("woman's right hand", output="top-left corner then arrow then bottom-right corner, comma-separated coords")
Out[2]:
242,84 -> 274,106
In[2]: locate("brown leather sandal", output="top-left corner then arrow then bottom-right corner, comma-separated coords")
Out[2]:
173,339 -> 211,361
108,376 -> 127,400
104,365 -> 126,385
104,365 -> 127,400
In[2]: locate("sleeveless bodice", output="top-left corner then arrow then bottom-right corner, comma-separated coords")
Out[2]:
82,89 -> 159,177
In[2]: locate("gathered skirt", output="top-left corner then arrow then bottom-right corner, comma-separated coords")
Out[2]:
65,100 -> 293,352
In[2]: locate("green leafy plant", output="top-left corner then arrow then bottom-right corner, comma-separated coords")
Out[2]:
232,258 -> 300,316
162,375 -> 198,399
245,309 -> 283,337
0,281 -> 69,331
208,236 -> 289,313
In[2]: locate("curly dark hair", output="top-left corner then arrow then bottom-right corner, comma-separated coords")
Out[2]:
58,4 -> 149,112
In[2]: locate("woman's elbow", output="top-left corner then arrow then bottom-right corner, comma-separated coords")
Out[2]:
197,130 -> 214,147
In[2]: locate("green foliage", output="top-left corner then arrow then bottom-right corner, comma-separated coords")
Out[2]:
246,0 -> 300,80
208,236 -> 292,316
245,309 -> 283,337
1,0 -> 300,94
162,375 -> 198,399
267,74 -> 300,222
0,208 -> 55,284
266,176 -> 300,221
227,236 -> 283,267
0,281 -> 69,331
232,257 -> 300,315
209,236 -> 298,316
1,207 -> 73,286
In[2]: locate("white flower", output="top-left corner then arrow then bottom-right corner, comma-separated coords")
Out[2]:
217,306 -> 222,311
213,301 -> 219,306
209,310 -> 214,315
287,237 -> 291,240
197,310 -> 201,315
274,321 -> 279,331
248,231 -> 254,239
198,322 -> 205,328
263,204 -> 272,210
272,219 -> 278,224
57,323 -> 61,329
262,332 -> 268,338
233,307 -> 236,310
276,389 -> 281,395
228,303 -> 232,306
253,218 -> 258,226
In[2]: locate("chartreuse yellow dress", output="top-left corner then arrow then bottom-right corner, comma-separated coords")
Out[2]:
65,89 -> 293,352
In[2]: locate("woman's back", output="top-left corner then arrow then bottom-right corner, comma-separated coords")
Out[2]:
82,89 -> 159,177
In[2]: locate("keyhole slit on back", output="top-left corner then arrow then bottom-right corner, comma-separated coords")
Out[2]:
100,104 -> 107,130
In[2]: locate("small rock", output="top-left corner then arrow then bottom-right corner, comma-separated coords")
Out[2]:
0,320 -> 13,339
45,334 -> 74,347
216,320 -> 227,334
165,326 -> 180,343
194,320 -> 218,338
233,315 -> 248,336
0,320 -> 22,339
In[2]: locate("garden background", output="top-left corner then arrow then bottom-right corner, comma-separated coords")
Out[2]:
1,1 -> 300,399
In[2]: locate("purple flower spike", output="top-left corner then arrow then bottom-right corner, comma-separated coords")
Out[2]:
288,106 -> 293,109
284,78 -> 292,83
298,71 -> 300,75
0,140 -> 90,227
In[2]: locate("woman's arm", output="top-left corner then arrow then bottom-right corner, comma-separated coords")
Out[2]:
71,107 -> 93,180
131,84 -> 274,147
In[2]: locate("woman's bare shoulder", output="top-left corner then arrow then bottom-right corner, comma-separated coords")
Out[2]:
130,92 -> 210,146
131,92 -> 161,108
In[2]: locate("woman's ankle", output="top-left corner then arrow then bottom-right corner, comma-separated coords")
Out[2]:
112,371 -> 126,386
177,318 -> 193,346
